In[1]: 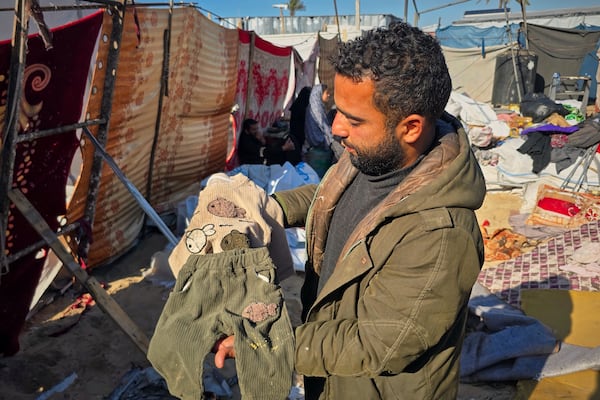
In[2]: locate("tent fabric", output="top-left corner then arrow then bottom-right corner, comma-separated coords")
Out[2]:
436,24 -> 520,49
438,22 -> 600,104
244,33 -> 293,130
450,6 -> 600,30
597,45 -> 600,112
527,23 -> 600,95
443,44 -> 512,103
317,34 -> 338,94
0,10 -> 103,356
292,39 -> 318,99
229,29 -> 293,170
148,9 -> 240,212
232,28 -> 252,166
578,38 -> 600,100
66,7 -> 240,268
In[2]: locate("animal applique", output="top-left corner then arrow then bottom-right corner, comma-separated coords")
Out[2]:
242,301 -> 279,323
185,224 -> 216,254
221,229 -> 251,251
207,197 -> 247,218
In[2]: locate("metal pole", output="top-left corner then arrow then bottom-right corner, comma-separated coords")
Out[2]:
503,6 -> 522,103
81,128 -> 178,247
1,0 -> 29,276
411,0 -> 419,26
79,2 -> 126,258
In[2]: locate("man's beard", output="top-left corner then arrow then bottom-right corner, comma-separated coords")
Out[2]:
345,130 -> 406,176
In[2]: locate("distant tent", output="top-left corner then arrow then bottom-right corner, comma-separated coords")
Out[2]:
436,7 -> 600,104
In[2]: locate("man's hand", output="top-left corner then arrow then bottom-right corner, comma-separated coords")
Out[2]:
213,335 -> 236,368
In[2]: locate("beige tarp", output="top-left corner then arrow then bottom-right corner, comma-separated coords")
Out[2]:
67,7 -> 239,267
443,44 -> 512,103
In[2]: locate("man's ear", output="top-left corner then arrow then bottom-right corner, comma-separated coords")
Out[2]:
397,114 -> 426,144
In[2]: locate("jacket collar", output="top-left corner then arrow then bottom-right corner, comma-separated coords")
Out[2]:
307,113 -> 463,278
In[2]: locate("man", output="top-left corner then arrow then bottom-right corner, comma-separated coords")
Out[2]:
304,84 -> 333,150
237,118 -> 296,166
289,86 -> 312,150
215,22 -> 485,399
304,84 -> 345,177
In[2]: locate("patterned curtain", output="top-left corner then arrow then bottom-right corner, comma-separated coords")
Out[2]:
244,33 -> 293,131
0,11 -> 103,356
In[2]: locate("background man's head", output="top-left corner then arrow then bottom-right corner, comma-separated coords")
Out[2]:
242,118 -> 258,133
321,85 -> 331,104
242,118 -> 264,143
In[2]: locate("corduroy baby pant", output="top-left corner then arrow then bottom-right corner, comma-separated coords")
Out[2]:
148,247 -> 295,400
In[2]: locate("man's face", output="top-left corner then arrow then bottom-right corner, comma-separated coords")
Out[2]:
331,75 -> 406,176
321,88 -> 331,103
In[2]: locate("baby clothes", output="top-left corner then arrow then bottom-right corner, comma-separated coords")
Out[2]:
150,173 -> 296,399
148,247 -> 295,399
168,172 -> 294,282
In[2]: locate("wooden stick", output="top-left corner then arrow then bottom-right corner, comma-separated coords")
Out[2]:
8,189 -> 149,354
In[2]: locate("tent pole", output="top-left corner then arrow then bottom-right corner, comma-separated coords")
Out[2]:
504,5 -> 522,103
519,0 -> 529,50
0,0 -> 29,279
332,0 -> 342,43
82,128 -> 179,247
355,0 -> 359,31
79,1 -> 126,259
8,189 -> 150,355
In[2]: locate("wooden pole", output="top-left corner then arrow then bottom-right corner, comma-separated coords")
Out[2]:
355,0 -> 360,31
8,189 -> 150,355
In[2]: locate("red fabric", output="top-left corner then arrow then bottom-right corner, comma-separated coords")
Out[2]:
225,115 -> 238,171
238,29 -> 251,44
230,30 -> 292,169
537,197 -> 581,216
253,34 -> 293,57
244,31 -> 292,130
0,11 -> 103,356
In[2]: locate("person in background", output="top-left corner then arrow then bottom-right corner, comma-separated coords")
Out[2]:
237,118 -> 295,166
288,86 -> 312,152
305,84 -> 332,149
214,21 -> 486,399
304,84 -> 337,177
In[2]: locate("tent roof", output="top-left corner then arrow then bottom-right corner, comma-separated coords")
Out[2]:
452,6 -> 600,29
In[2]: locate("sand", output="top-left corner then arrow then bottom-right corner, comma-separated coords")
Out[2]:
0,192 -> 521,399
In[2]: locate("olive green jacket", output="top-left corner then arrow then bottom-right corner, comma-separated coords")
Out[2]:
273,113 -> 486,399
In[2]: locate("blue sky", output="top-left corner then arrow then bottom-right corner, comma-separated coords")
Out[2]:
141,0 -> 600,28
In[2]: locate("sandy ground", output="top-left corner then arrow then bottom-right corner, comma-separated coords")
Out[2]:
0,192 -> 522,400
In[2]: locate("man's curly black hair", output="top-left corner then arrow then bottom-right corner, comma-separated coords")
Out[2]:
332,21 -> 452,131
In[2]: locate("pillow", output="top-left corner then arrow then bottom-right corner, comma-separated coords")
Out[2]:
526,184 -> 600,228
